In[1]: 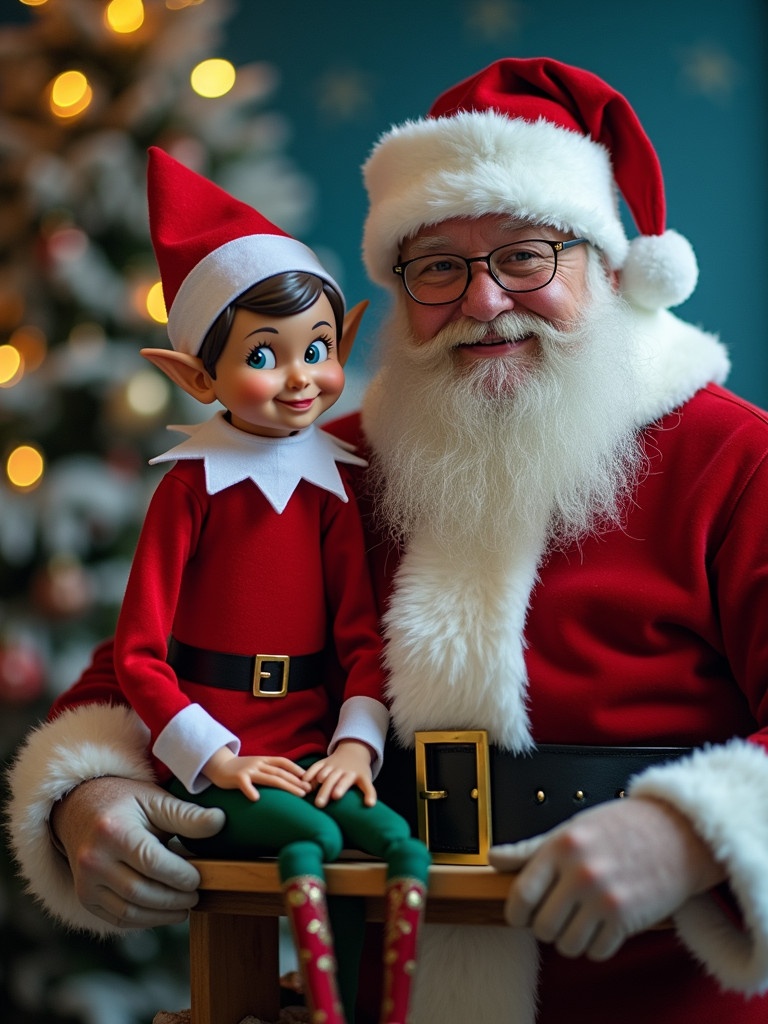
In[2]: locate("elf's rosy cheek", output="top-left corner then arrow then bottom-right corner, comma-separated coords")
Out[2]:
313,360 -> 345,397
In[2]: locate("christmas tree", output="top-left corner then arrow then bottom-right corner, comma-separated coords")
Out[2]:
0,2 -> 320,1020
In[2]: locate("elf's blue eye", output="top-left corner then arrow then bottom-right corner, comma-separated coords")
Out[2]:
246,346 -> 276,370
305,340 -> 330,365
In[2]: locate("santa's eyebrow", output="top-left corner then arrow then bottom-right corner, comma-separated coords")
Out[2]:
401,235 -> 455,256
402,218 -> 537,258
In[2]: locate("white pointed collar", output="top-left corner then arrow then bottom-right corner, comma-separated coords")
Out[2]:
149,411 -> 366,514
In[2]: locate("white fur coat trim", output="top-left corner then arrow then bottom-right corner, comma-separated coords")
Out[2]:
627,307 -> 729,428
384,528 -> 541,752
630,739 -> 768,995
6,703 -> 154,936
411,924 -> 538,1024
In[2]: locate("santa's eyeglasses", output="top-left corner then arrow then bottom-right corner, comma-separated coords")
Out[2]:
392,238 -> 588,306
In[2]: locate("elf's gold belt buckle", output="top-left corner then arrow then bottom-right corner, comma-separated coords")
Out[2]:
414,729 -> 492,865
252,655 -> 290,697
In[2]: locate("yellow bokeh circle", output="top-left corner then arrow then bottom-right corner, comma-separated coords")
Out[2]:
146,280 -> 168,324
49,70 -> 93,119
0,345 -> 23,387
190,59 -> 236,99
7,445 -> 45,490
105,0 -> 145,34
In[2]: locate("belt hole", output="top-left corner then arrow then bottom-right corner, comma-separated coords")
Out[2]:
616,789 -> 626,799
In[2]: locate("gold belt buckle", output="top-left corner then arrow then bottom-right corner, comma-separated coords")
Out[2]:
414,729 -> 492,865
252,655 -> 290,697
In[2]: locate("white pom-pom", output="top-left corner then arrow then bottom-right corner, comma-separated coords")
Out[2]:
620,229 -> 698,310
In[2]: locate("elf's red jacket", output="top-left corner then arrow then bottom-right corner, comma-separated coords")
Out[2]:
113,457 -> 386,790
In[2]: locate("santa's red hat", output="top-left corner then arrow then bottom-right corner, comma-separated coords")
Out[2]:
362,58 -> 698,311
147,147 -> 343,355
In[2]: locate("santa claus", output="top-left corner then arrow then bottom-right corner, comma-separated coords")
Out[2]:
8,58 -> 768,1024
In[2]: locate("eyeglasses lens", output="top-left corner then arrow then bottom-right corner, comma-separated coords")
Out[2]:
404,241 -> 558,305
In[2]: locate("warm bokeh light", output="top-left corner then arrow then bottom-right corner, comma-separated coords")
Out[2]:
105,0 -> 145,34
0,344 -> 23,387
126,369 -> 171,417
166,0 -> 207,8
190,58 -> 236,98
9,326 -> 47,374
145,280 -> 168,323
49,70 -> 93,119
19,0 -> 49,6
6,445 -> 45,490
47,226 -> 88,261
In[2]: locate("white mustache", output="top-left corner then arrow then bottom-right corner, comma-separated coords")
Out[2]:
430,312 -> 577,353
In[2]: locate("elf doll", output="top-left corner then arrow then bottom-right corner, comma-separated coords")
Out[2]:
113,148 -> 430,1024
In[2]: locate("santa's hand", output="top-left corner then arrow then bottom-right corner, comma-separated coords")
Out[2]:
489,796 -> 724,961
203,748 -> 311,801
51,776 -> 225,929
304,740 -> 377,808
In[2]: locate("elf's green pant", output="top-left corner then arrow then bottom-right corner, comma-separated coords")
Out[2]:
168,760 -> 430,1021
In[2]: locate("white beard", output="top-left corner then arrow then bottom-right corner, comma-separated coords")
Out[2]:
362,270 -> 648,751
363,268 -> 646,560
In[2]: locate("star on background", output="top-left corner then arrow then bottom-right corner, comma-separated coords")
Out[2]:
315,69 -> 374,121
678,43 -> 739,101
465,0 -> 526,40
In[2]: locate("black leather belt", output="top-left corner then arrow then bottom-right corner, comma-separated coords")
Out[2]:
167,637 -> 324,697
374,730 -> 691,865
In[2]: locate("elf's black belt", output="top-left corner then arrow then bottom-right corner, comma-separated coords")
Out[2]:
167,637 -> 324,697
376,731 -> 692,865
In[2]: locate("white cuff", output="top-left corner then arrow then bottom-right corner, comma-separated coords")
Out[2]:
5,703 -> 155,936
329,696 -> 389,777
629,738 -> 768,994
152,703 -> 240,793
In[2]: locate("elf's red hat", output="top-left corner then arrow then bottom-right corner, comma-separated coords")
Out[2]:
148,147 -> 343,354
363,58 -> 697,311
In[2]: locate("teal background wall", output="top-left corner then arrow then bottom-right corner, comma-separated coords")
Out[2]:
223,0 -> 768,405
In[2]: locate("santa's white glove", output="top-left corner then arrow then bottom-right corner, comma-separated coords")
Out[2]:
52,776 -> 225,929
489,796 -> 724,961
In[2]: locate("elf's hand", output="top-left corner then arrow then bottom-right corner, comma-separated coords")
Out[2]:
203,747 -> 311,802
489,796 -> 724,961
303,740 -> 377,808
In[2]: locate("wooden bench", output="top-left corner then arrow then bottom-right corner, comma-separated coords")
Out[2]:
188,858 -> 512,1024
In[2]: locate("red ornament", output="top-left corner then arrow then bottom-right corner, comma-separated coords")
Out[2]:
0,640 -> 45,704
32,559 -> 93,619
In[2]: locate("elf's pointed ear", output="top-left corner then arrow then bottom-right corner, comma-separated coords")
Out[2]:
337,300 -> 368,367
140,348 -> 217,404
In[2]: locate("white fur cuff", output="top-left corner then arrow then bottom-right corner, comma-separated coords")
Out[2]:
5,703 -> 155,936
630,739 -> 768,994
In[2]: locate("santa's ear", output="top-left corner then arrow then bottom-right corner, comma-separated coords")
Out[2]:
140,348 -> 217,404
337,300 -> 368,367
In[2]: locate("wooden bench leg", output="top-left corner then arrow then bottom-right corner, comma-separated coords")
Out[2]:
189,910 -> 280,1024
